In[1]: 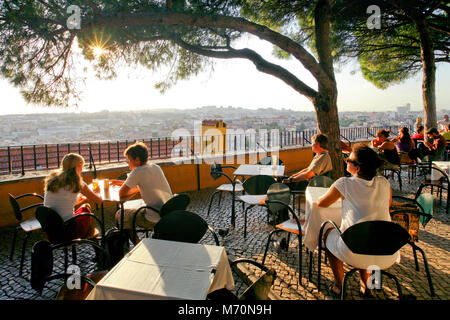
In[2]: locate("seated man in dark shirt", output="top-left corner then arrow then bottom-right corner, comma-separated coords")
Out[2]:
420,128 -> 447,161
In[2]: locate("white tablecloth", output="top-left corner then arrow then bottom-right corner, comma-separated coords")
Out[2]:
233,164 -> 285,177
86,238 -> 234,300
303,187 -> 342,251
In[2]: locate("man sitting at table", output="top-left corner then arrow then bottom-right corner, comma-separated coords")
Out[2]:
282,133 -> 333,187
116,142 -> 173,244
418,128 -> 447,161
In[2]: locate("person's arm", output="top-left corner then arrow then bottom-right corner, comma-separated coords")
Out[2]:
317,186 -> 343,207
379,141 -> 395,150
80,184 -> 102,204
119,183 -> 139,201
290,169 -> 315,182
282,168 -> 307,183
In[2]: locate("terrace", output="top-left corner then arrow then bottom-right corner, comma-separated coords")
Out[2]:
0,129 -> 448,300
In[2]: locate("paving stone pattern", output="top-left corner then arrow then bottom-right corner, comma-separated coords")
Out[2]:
0,169 -> 448,300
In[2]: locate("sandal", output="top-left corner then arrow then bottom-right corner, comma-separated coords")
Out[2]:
328,283 -> 341,297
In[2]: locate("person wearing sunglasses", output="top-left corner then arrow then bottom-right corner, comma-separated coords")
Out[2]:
317,145 -> 398,297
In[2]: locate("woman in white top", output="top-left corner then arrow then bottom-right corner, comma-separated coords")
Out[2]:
44,153 -> 102,240
317,145 -> 399,297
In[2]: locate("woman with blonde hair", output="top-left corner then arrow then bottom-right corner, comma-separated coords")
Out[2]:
44,153 -> 102,240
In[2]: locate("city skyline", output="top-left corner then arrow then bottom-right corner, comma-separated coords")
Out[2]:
1,36 -> 449,115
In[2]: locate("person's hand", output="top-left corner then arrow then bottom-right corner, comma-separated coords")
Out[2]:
109,179 -> 124,186
74,195 -> 87,207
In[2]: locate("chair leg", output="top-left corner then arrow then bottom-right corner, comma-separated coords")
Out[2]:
19,232 -> 31,276
317,244 -> 323,291
411,245 -> 420,271
64,248 -> 69,273
217,191 -> 223,206
341,268 -> 359,300
262,229 -> 284,264
308,250 -> 314,282
411,243 -> 435,297
10,227 -> 19,260
297,234 -> 302,286
207,191 -> 220,217
381,270 -> 403,300
71,246 -> 77,265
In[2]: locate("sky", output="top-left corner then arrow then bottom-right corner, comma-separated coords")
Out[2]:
1,35 -> 449,115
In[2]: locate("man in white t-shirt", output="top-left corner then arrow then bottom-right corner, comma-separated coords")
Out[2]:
437,114 -> 449,132
116,142 -> 173,244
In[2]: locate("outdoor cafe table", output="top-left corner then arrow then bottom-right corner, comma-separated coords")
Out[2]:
431,161 -> 450,181
86,238 -> 235,300
85,180 -> 136,232
303,186 -> 342,252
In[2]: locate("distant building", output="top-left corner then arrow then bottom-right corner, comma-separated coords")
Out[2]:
397,103 -> 411,114
201,119 -> 227,154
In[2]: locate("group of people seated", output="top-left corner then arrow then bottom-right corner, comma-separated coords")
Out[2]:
41,127 -> 440,298
43,142 -> 172,245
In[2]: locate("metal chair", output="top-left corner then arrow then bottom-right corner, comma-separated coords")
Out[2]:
261,184 -> 305,284
390,196 -> 435,296
415,165 -> 449,213
8,193 -> 44,276
131,193 -> 191,240
237,175 -> 276,238
289,172 -> 333,214
207,258 -> 277,300
35,206 -> 106,274
207,163 -> 243,217
317,220 -> 411,300
30,240 -> 107,299
152,210 -> 220,245
257,156 -> 284,166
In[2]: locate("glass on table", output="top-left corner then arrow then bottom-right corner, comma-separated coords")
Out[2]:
92,179 -> 100,191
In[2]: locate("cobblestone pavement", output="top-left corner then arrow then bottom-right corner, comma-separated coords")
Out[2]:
0,169 -> 448,300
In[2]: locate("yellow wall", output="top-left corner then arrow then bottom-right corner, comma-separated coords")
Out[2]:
0,145 -> 316,227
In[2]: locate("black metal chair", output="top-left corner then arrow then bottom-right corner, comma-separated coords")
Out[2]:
8,193 -> 44,276
237,175 -> 276,238
257,156 -> 284,166
390,196 -> 435,297
207,258 -> 277,300
152,210 -> 220,246
307,175 -> 334,188
289,171 -> 332,215
317,220 -> 411,300
415,165 -> 449,213
131,193 -> 190,240
35,206 -> 106,274
30,240 -> 107,299
207,163 -> 243,217
261,183 -> 305,284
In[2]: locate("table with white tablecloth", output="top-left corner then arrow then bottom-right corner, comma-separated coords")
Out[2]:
431,161 -> 450,181
86,238 -> 235,300
303,187 -> 342,252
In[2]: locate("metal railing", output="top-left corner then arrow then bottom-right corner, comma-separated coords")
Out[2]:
0,125 -> 409,176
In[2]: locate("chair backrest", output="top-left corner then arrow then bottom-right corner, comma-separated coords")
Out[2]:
242,175 -> 276,195
35,206 -> 65,243
341,221 -> 411,255
416,193 -> 434,227
153,210 -> 208,244
257,156 -> 284,166
266,183 -> 291,214
159,193 -> 190,218
308,175 -> 334,188
210,163 -> 223,180
8,193 -> 22,221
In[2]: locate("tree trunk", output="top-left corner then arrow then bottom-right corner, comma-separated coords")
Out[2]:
415,18 -> 437,133
314,0 -> 344,180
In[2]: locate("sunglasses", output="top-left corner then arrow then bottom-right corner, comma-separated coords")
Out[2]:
345,158 -> 360,166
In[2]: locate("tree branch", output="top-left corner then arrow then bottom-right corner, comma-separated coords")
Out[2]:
173,37 -> 318,101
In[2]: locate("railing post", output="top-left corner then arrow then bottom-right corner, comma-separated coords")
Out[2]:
165,137 -> 168,158
20,146 -> 24,176
56,144 -> 60,167
158,138 -> 161,158
33,145 -> 37,170
98,142 -> 101,163
108,142 -> 111,163
45,144 -> 49,169
117,141 -> 120,162
7,146 -> 11,174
